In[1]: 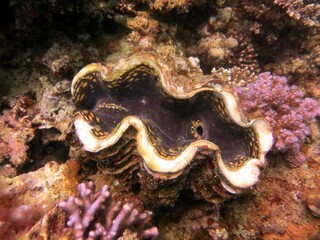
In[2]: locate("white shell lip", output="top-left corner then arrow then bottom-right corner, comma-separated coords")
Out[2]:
71,63 -> 108,96
72,52 -> 274,191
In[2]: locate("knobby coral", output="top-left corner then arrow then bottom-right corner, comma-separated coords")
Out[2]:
189,8 -> 259,72
59,182 -> 158,240
236,72 -> 320,166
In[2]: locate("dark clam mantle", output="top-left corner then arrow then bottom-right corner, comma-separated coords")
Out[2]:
72,52 -> 273,193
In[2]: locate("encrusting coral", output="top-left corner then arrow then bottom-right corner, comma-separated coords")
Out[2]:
0,93 -> 36,167
59,181 -> 158,240
307,193 -> 320,217
32,76 -> 74,139
157,201 -> 228,239
236,72 -> 320,166
0,160 -> 79,239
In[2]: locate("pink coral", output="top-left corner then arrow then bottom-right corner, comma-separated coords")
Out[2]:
236,72 -> 320,165
59,182 -> 158,240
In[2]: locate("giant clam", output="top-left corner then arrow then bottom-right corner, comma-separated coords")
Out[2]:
71,52 -> 273,197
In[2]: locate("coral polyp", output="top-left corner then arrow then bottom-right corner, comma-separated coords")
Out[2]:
72,52 -> 273,193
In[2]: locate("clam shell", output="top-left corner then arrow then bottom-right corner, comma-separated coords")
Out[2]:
71,52 -> 273,193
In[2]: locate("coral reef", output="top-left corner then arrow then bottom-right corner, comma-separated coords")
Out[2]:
0,93 -> 36,167
156,200 -> 226,239
242,0 -> 320,27
0,160 -> 79,239
223,156 -> 320,240
188,7 -> 259,72
0,0 -> 319,239
142,0 -> 207,12
307,193 -> 320,217
59,181 -> 158,240
41,38 -> 100,77
33,77 -> 74,139
236,72 -> 320,166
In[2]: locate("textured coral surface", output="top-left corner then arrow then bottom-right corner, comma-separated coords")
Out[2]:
59,182 -> 158,240
236,72 -> 320,166
0,0 -> 319,239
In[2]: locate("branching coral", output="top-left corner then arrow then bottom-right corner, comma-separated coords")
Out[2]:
114,11 -> 162,50
225,28 -> 259,72
188,7 -> 259,72
188,32 -> 258,72
59,182 -> 158,240
263,40 -> 320,86
241,0 -> 320,27
212,66 -> 257,87
142,0 -> 206,12
273,0 -> 320,27
240,1 -> 319,69
236,72 -> 320,166
116,0 -> 208,13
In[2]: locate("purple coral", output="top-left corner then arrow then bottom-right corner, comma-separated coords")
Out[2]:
59,182 -> 158,240
236,72 -> 320,166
